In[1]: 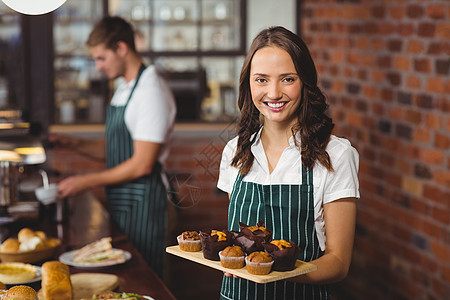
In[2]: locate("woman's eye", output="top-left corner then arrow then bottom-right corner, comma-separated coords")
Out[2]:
256,78 -> 267,83
283,77 -> 295,82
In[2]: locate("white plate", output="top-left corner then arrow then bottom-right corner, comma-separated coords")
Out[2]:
4,266 -> 42,285
58,249 -> 131,268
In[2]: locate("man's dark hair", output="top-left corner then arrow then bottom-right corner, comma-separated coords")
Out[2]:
86,16 -> 136,52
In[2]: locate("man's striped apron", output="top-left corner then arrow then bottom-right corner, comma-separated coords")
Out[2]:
105,64 -> 167,277
220,165 -> 330,299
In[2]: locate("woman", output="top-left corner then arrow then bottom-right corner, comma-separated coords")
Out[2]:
217,26 -> 359,299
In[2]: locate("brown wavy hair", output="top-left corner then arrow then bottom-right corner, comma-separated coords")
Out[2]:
231,26 -> 334,175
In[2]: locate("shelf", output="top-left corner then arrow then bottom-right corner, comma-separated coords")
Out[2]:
51,0 -> 246,124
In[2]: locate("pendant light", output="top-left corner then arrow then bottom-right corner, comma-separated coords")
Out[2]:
2,0 -> 67,15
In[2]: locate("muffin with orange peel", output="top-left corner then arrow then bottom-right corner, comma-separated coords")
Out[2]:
199,229 -> 233,261
263,239 -> 300,271
233,221 -> 272,255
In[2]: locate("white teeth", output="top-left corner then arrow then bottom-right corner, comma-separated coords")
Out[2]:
266,102 -> 285,108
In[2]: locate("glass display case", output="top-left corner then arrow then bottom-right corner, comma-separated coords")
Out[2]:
53,0 -> 246,124
0,3 -> 23,111
53,0 -> 105,124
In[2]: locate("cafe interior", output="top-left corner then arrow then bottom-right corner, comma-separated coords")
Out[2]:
0,0 -> 448,299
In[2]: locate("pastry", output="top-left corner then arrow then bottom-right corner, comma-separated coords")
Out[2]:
233,221 -> 272,254
219,246 -> 245,269
245,251 -> 273,275
177,231 -> 202,252
199,229 -> 233,261
0,262 -> 36,284
41,261 -> 73,300
263,239 -> 300,271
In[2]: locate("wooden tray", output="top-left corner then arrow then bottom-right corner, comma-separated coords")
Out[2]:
166,245 -> 317,284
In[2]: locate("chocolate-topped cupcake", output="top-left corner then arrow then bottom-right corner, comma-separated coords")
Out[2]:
232,221 -> 272,255
263,239 -> 300,271
199,229 -> 233,261
177,231 -> 202,252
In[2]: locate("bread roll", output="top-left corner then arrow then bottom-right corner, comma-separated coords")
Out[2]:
0,238 -> 20,253
35,231 -> 47,240
41,261 -> 72,300
17,228 -> 37,243
3,285 -> 37,300
19,236 -> 45,252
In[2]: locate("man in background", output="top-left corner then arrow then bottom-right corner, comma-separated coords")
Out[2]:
51,16 -> 176,277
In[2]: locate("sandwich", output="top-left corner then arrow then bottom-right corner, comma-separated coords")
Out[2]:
73,237 -> 126,265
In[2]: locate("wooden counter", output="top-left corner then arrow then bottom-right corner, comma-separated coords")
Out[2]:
1,193 -> 176,300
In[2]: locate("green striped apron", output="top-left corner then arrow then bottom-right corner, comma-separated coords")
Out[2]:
105,64 -> 167,277
220,165 -> 329,299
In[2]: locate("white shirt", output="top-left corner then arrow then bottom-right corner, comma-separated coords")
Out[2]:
110,65 -> 177,165
217,128 -> 360,250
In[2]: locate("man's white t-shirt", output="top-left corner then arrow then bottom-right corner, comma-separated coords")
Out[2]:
217,128 -> 360,251
109,65 -> 177,165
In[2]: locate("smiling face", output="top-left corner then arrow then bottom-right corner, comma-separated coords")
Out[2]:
250,46 -> 302,127
89,43 -> 126,80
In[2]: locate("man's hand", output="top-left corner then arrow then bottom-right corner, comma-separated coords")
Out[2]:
58,175 -> 90,198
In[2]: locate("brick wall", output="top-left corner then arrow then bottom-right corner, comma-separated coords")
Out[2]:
301,0 -> 449,299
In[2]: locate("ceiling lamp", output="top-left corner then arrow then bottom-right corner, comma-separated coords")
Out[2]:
2,0 -> 67,15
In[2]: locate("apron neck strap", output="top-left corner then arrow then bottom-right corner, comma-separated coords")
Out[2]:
125,63 -> 146,106
301,164 -> 312,185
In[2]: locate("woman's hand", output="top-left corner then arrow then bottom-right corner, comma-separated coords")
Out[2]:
223,272 -> 240,278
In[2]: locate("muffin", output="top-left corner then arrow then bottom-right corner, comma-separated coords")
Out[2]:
199,229 -> 233,261
233,221 -> 272,255
177,231 -> 202,252
245,251 -> 273,275
263,239 -> 300,271
219,246 -> 245,269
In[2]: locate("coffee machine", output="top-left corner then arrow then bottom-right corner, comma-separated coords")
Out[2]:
0,109 -> 46,222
